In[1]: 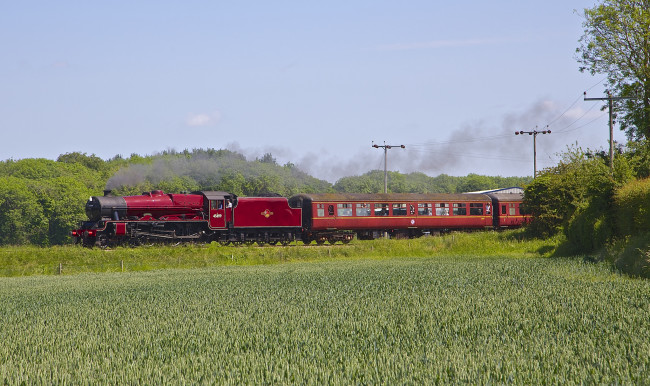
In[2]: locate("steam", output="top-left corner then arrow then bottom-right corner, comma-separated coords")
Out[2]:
296,98 -> 599,180
106,99 -> 605,188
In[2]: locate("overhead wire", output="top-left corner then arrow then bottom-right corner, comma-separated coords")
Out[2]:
393,77 -> 610,164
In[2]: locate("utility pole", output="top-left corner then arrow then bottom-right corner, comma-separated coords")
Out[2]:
584,91 -> 637,173
372,141 -> 405,193
515,126 -> 551,178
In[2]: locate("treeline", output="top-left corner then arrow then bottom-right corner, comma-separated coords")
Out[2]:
523,140 -> 650,277
334,171 -> 530,194
0,148 -> 530,246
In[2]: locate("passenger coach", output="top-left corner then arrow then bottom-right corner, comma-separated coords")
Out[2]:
289,193 -> 494,244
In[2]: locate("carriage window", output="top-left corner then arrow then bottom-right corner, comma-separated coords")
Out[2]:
469,203 -> 483,215
453,203 -> 467,215
337,203 -> 353,216
374,203 -> 389,216
519,203 -> 528,215
501,205 -> 507,215
392,203 -> 407,216
435,203 -> 449,216
317,204 -> 325,217
328,205 -> 334,216
356,203 -> 371,216
418,203 -> 432,215
509,203 -> 516,216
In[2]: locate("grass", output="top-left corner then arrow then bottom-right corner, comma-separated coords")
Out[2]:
0,230 -> 560,277
1,256 -> 648,383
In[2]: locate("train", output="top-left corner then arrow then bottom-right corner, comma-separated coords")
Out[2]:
71,189 -> 528,247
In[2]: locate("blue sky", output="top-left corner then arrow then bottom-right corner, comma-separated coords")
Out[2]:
1,1 -> 613,181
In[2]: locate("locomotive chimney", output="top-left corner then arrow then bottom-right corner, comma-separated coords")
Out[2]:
103,190 -> 113,196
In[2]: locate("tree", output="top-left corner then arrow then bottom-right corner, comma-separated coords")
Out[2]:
576,0 -> 650,140
257,153 -> 277,165
57,152 -> 105,171
0,177 -> 49,245
523,147 -> 621,244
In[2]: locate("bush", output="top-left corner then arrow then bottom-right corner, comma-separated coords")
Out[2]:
523,148 -> 615,242
613,232 -> 650,277
613,178 -> 650,237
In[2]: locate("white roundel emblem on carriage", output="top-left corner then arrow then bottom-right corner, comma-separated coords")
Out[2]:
411,219 -> 415,225
261,209 -> 274,218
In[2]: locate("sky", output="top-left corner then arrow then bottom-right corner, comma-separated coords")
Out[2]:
0,1 -> 618,182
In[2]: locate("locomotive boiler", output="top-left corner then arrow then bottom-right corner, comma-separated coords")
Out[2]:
72,190 -> 303,247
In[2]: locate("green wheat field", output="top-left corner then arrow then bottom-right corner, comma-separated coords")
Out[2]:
1,246 -> 649,383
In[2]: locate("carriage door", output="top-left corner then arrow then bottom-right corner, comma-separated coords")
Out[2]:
209,199 -> 226,229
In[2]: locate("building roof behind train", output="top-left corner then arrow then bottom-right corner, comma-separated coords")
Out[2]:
463,187 -> 524,195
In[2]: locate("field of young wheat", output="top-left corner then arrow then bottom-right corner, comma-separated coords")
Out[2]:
1,256 -> 649,383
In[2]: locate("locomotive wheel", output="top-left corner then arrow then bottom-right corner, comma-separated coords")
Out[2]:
256,241 -> 266,247
244,240 -> 254,246
327,238 -> 337,245
280,240 -> 291,246
268,241 -> 278,246
316,239 -> 325,246
342,239 -> 351,244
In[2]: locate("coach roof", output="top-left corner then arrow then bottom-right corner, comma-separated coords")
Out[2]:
290,193 -> 490,202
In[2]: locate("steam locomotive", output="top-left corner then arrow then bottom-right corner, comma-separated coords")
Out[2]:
71,189 -> 527,247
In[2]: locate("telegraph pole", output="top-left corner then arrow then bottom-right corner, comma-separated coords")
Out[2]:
372,141 -> 405,193
515,126 -> 551,178
584,91 -> 637,172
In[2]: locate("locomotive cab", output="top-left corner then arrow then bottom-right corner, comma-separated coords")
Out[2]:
195,191 -> 237,230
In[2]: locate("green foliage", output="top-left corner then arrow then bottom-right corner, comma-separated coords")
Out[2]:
563,201 -> 613,254
106,149 -> 332,197
334,170 -> 531,194
0,230 -> 556,276
623,139 -> 650,178
56,152 -> 106,172
611,232 -> 650,277
1,255 -> 649,383
0,177 -> 49,245
0,159 -> 105,245
524,148 -> 617,246
613,177 -> 650,237
576,0 -> 650,140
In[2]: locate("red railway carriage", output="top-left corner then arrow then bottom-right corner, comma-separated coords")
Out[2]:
288,193 -> 494,243
487,192 -> 529,228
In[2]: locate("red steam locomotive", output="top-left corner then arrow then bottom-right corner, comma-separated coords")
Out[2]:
72,190 -> 527,247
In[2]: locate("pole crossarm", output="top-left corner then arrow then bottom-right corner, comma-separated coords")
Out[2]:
372,141 -> 405,193
583,91 -> 639,172
515,126 -> 551,178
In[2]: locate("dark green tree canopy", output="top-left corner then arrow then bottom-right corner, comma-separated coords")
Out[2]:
576,0 -> 650,140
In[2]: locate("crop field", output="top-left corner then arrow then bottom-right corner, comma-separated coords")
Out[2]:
1,256 -> 650,383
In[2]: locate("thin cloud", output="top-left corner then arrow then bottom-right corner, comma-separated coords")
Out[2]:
186,111 -> 221,127
376,37 -> 524,51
